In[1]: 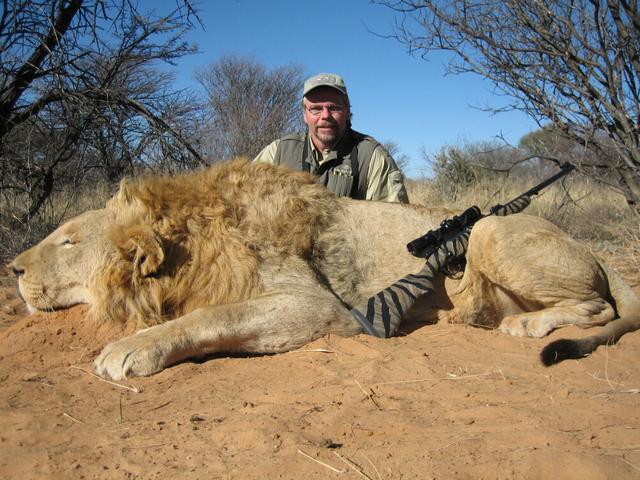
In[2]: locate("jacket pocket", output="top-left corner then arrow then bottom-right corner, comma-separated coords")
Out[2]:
326,170 -> 354,197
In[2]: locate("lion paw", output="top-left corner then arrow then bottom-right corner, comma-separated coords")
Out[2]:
498,316 -> 553,338
94,327 -> 174,380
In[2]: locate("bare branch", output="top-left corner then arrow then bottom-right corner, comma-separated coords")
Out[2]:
195,55 -> 304,160
0,0 -> 204,258
376,0 -> 640,211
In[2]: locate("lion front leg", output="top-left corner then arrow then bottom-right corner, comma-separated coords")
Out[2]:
94,292 -> 360,380
94,322 -> 192,380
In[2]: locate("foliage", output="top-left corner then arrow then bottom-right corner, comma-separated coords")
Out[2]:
378,0 -> 640,213
195,55 -> 304,160
0,0 -> 204,260
425,140 -> 519,200
382,141 -> 409,176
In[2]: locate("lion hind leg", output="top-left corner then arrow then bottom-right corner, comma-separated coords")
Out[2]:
498,299 -> 615,338
541,266 -> 640,366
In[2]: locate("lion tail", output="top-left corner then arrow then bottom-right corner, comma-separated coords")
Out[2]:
540,263 -> 640,366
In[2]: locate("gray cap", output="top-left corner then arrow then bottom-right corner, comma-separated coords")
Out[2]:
303,73 -> 348,97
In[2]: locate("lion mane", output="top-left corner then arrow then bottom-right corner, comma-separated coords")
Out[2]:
93,160 -> 338,328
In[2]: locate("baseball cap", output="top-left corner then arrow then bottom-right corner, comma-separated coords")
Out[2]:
303,73 -> 348,97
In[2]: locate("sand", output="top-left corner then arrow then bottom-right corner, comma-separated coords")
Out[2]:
1,283 -> 640,479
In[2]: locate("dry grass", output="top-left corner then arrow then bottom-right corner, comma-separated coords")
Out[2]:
406,174 -> 640,278
2,174 -> 639,280
0,181 -> 114,263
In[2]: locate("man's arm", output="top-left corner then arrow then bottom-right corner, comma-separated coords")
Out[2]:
253,139 -> 280,164
365,146 -> 409,203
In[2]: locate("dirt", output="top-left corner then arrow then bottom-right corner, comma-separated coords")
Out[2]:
1,281 -> 640,480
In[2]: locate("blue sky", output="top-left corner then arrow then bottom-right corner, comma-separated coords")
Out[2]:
167,0 -> 539,178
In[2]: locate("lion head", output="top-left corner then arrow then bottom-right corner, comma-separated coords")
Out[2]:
12,160 -> 339,328
12,209 -> 116,313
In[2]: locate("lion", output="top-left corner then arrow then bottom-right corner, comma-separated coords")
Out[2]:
11,160 -> 640,380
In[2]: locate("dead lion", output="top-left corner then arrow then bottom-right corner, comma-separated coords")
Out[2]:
11,160 -> 640,380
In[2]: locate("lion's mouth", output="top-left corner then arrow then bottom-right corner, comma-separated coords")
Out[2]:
16,279 -> 70,313
14,285 -> 40,314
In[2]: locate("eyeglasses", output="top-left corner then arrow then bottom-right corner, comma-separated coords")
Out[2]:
305,105 -> 346,116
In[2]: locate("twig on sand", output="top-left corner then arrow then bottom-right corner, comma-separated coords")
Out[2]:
374,378 -> 435,386
468,322 -> 496,330
150,400 -> 172,411
63,412 -> 84,424
591,388 -> 640,399
118,392 -> 124,423
623,457 -> 640,472
373,369 -> 502,386
585,372 -> 625,387
290,349 -> 336,354
69,365 -> 140,393
354,379 -> 382,410
589,346 -> 640,398
603,344 -> 615,391
445,370 -> 496,380
362,454 -> 382,480
333,452 -> 375,480
23,377 -> 54,387
297,449 -> 344,473
121,442 -> 171,451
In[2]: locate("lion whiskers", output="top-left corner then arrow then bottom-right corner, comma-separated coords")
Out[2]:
34,291 -> 56,312
20,282 -> 57,312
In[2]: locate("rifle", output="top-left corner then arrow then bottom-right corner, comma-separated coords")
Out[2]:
406,163 -> 575,258
351,163 -> 575,338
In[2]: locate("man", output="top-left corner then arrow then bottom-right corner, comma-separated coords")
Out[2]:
253,73 -> 408,203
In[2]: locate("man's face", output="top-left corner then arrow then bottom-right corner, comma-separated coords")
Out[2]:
303,87 -> 349,150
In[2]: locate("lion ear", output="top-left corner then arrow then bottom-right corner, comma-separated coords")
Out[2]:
121,226 -> 165,279
108,178 -> 145,212
116,178 -> 135,204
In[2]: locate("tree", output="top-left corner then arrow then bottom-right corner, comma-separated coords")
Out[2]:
378,0 -> 640,213
426,140 -> 518,199
382,141 -> 409,175
195,55 -> 304,160
0,0 -> 204,259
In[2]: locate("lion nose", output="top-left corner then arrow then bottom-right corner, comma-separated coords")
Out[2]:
12,265 -> 24,277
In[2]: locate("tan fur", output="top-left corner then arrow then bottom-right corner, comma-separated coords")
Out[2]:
11,159 -> 640,380
93,160 -> 338,327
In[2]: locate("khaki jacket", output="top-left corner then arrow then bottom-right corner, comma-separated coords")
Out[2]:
254,132 -> 408,203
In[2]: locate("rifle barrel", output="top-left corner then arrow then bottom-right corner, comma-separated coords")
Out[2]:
522,163 -> 575,198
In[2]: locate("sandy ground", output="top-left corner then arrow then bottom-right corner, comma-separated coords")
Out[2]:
1,278 -> 640,480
